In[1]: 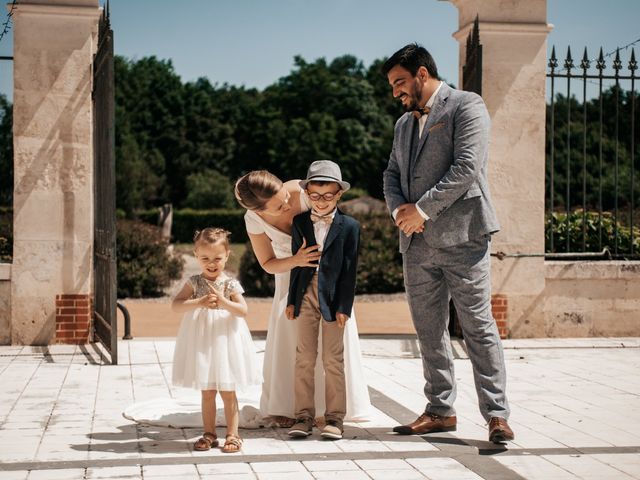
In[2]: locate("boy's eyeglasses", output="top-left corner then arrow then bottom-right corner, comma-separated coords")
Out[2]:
306,190 -> 341,201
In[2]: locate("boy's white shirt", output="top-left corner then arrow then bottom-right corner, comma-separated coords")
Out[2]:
312,208 -> 337,253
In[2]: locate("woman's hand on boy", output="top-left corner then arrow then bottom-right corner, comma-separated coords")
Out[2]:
285,305 -> 296,320
336,312 -> 349,328
293,238 -> 321,267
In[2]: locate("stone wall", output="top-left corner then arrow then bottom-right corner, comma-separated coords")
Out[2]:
541,261 -> 640,337
10,1 -> 100,345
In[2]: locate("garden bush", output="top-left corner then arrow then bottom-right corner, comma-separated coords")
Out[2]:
238,241 -> 275,297
546,210 -> 640,255
355,213 -> 404,294
116,219 -> 184,298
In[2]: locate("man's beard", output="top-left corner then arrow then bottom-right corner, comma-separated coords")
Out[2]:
401,83 -> 422,112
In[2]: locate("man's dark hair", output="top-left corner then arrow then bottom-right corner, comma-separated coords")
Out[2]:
381,43 -> 440,80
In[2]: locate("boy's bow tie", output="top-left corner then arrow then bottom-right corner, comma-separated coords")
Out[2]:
310,213 -> 333,224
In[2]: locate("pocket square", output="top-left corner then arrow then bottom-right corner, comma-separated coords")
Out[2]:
428,122 -> 445,133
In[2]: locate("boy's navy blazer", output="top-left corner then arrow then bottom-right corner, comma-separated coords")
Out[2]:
287,208 -> 360,322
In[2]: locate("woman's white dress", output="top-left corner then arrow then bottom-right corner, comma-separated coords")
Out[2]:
244,203 -> 371,421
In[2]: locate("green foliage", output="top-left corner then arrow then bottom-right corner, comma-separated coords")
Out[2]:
137,208 -> 247,244
340,187 -> 368,202
116,219 -> 184,298
546,210 -> 640,255
183,169 -> 236,209
355,213 -> 404,294
546,87 -> 640,214
111,53 -> 397,213
238,241 -> 275,297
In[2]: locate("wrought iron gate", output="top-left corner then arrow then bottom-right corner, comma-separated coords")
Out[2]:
93,5 -> 117,364
462,16 -> 482,96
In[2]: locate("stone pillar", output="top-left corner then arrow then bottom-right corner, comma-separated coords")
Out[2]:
11,0 -> 100,344
448,0 -> 552,337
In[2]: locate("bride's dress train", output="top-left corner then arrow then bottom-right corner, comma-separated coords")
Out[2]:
122,386 -> 264,429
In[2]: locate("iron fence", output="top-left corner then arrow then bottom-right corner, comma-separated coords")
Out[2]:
546,46 -> 639,258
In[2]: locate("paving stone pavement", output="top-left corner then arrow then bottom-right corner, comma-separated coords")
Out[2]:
0,337 -> 639,479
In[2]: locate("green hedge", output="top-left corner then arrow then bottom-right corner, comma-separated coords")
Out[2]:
137,208 -> 247,244
238,212 -> 405,297
546,210 -> 640,254
116,219 -> 184,298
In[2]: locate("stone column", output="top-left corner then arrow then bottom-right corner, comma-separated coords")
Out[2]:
11,0 -> 100,344
448,0 -> 552,337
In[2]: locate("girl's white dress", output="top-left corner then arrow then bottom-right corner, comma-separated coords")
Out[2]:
171,274 -> 262,391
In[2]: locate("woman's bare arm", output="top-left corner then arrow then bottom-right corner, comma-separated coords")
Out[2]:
248,233 -> 320,274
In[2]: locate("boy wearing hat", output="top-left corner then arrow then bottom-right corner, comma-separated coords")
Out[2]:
285,160 -> 360,440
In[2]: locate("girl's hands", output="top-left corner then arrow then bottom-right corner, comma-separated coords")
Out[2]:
210,285 -> 228,310
293,238 -> 321,267
197,290 -> 218,309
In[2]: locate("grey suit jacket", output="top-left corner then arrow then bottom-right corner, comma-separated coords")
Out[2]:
383,83 -> 500,252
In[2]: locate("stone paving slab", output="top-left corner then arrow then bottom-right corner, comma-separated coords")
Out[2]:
0,337 -> 639,479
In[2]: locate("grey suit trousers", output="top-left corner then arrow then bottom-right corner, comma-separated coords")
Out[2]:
403,234 -> 509,421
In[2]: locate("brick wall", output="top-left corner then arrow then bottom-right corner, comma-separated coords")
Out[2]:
55,294 -> 92,344
491,294 -> 508,339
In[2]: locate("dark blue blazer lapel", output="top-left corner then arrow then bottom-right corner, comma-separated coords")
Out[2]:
322,209 -> 344,252
300,211 -> 317,246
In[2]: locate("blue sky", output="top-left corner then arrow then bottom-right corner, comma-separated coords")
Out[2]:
0,0 -> 639,98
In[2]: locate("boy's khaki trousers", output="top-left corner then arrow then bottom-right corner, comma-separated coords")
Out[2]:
294,273 -> 346,422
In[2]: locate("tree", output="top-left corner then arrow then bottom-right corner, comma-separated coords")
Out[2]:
546,86 -> 640,223
183,169 -> 236,209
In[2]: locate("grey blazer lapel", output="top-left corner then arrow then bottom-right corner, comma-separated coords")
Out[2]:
413,84 -> 451,164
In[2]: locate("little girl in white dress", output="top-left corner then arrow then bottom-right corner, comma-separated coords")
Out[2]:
171,228 -> 261,453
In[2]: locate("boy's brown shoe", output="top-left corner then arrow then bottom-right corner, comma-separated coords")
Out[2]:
288,417 -> 313,438
488,417 -> 514,443
320,419 -> 343,440
393,413 -> 457,435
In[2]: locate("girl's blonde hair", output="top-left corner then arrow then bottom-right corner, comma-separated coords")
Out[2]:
193,227 -> 231,250
234,170 -> 283,211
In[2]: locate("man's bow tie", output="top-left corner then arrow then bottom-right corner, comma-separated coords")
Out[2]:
310,213 -> 333,225
413,105 -> 431,119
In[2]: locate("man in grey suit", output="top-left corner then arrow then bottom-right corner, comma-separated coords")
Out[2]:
382,43 -> 514,443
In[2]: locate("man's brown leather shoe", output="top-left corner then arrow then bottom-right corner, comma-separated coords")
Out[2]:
393,413 -> 457,435
488,417 -> 514,443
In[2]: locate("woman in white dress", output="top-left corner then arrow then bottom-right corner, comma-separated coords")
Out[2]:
235,170 -> 371,425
